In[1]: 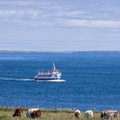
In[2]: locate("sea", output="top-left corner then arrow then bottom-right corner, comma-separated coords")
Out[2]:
0,51 -> 120,112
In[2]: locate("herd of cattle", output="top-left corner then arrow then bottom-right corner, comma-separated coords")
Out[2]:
13,107 -> 41,118
75,109 -> 119,119
12,107 -> 119,119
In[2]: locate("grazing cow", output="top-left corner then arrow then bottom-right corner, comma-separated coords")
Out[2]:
31,110 -> 41,118
85,110 -> 94,118
74,109 -> 81,118
26,108 -> 41,118
101,110 -> 119,120
13,107 -> 23,117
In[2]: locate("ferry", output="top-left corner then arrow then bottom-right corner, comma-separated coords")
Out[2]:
34,63 -> 62,82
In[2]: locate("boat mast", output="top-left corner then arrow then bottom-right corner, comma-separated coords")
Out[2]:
53,63 -> 56,70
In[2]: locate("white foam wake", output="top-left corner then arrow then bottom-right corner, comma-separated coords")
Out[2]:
0,77 -> 66,82
0,77 -> 34,81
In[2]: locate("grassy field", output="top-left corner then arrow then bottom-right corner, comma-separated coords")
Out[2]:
0,107 -> 118,120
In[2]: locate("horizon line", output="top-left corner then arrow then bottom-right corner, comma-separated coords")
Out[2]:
0,50 -> 120,53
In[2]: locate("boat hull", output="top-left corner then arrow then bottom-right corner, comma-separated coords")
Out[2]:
35,79 -> 65,82
34,77 -> 59,80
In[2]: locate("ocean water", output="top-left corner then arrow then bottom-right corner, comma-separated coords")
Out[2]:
0,51 -> 120,111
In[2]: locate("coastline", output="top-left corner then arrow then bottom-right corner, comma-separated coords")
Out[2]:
0,107 -> 101,120
0,49 -> 120,53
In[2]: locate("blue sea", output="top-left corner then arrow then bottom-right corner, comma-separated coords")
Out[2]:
0,51 -> 120,111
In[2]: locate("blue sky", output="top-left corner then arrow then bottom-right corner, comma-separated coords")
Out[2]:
0,0 -> 120,51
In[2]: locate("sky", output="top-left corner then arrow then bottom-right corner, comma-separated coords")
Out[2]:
0,0 -> 120,52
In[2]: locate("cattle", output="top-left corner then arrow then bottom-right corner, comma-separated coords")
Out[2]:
31,110 -> 41,118
74,109 -> 81,118
26,108 -> 41,118
101,110 -> 119,120
85,110 -> 94,118
13,107 -> 23,117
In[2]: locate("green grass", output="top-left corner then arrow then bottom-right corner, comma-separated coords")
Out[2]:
0,107 -> 119,120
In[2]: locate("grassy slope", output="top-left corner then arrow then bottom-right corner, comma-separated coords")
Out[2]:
0,107 -> 117,120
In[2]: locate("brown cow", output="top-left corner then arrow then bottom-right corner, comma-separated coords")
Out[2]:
13,107 -> 23,117
26,108 -> 41,119
31,110 -> 41,118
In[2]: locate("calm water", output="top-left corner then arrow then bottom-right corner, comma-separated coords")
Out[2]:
0,51 -> 120,111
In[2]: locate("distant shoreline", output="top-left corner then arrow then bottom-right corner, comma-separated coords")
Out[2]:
0,50 -> 120,53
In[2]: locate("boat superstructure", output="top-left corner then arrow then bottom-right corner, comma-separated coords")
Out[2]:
34,63 -> 62,81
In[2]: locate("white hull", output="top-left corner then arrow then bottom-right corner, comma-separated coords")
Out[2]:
36,79 -> 65,82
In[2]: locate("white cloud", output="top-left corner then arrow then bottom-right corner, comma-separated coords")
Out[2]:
0,1 -> 120,28
0,10 -> 42,20
0,1 -> 63,11
55,11 -> 85,18
0,1 -> 87,21
0,9 -> 120,28
59,19 -> 120,28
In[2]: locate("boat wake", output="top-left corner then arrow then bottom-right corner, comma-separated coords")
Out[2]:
0,77 -> 34,81
0,77 -> 65,82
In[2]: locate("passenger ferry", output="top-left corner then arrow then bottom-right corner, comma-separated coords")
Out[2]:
34,63 -> 62,82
